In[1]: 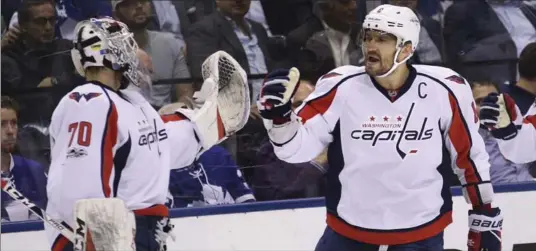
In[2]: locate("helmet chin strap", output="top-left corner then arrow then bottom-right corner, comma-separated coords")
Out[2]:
376,47 -> 413,78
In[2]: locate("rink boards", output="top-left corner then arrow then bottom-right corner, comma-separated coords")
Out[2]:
2,182 -> 536,251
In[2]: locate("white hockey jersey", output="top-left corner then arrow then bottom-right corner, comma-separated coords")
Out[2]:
46,82 -> 172,249
266,65 -> 493,245
497,100 -> 536,164
161,109 -> 202,170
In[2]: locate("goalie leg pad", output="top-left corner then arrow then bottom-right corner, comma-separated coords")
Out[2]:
74,198 -> 136,251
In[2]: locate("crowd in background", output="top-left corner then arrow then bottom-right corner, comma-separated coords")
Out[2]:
1,0 -> 536,222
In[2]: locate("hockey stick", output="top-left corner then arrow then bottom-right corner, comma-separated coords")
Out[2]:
1,178 -> 156,251
0,178 -> 87,250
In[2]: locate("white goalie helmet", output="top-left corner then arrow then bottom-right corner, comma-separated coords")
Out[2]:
71,17 -> 141,87
362,4 -> 421,77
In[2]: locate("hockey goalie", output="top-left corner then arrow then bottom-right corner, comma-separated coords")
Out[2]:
45,17 -> 249,251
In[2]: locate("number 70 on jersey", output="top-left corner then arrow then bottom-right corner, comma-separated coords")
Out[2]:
68,121 -> 93,147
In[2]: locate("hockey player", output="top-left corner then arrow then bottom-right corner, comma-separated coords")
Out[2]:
258,4 -> 502,251
46,17 -> 196,251
480,93 -> 536,164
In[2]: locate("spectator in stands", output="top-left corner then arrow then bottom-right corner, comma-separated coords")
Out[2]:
186,0 -> 273,102
1,96 -> 47,222
244,0 -> 271,36
390,0 -> 443,65
443,0 -> 536,85
254,0 -> 314,38
186,0 -> 276,165
251,81 -> 329,201
471,82 -> 534,184
503,42 -> 536,115
1,0 -> 77,91
113,0 -> 193,109
286,0 -> 361,72
8,0 -> 112,40
148,0 -> 216,40
287,0 -> 361,63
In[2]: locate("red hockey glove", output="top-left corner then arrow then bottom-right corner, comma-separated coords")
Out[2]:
467,207 -> 503,251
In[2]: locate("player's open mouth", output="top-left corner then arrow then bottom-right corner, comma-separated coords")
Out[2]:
367,56 -> 380,64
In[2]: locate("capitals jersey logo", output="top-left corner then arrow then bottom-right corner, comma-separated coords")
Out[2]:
69,92 -> 102,102
350,103 -> 433,159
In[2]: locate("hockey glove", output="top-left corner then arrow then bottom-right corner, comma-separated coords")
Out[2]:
257,67 -> 301,124
467,207 -> 503,251
479,93 -> 518,140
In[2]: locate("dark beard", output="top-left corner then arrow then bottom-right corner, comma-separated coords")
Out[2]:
115,11 -> 152,31
127,19 -> 152,31
123,17 -> 152,31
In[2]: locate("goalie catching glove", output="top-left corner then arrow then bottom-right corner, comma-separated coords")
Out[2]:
258,67 -> 301,124
479,93 -> 519,140
468,207 -> 503,251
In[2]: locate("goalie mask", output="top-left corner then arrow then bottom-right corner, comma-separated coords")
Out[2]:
71,17 -> 141,89
361,4 -> 420,78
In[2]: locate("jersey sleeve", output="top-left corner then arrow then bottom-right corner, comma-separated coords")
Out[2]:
162,112 -> 202,169
497,105 -> 536,164
264,72 -> 347,163
49,90 -> 122,199
442,79 -> 493,208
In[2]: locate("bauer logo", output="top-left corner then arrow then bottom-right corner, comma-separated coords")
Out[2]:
470,218 -> 503,228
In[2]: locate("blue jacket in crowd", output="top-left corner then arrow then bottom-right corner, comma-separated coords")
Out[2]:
1,154 -> 47,222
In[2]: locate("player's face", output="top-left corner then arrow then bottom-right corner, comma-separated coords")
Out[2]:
472,84 -> 499,114
362,30 -> 398,76
116,0 -> 152,30
1,108 -> 18,153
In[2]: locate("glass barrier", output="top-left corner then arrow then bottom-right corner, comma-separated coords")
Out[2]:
1,0 -> 535,223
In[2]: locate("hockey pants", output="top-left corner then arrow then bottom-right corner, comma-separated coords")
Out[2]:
315,226 -> 444,251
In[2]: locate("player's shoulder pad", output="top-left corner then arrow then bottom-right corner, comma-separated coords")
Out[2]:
414,64 -> 471,95
312,65 -> 366,96
62,83 -> 109,106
